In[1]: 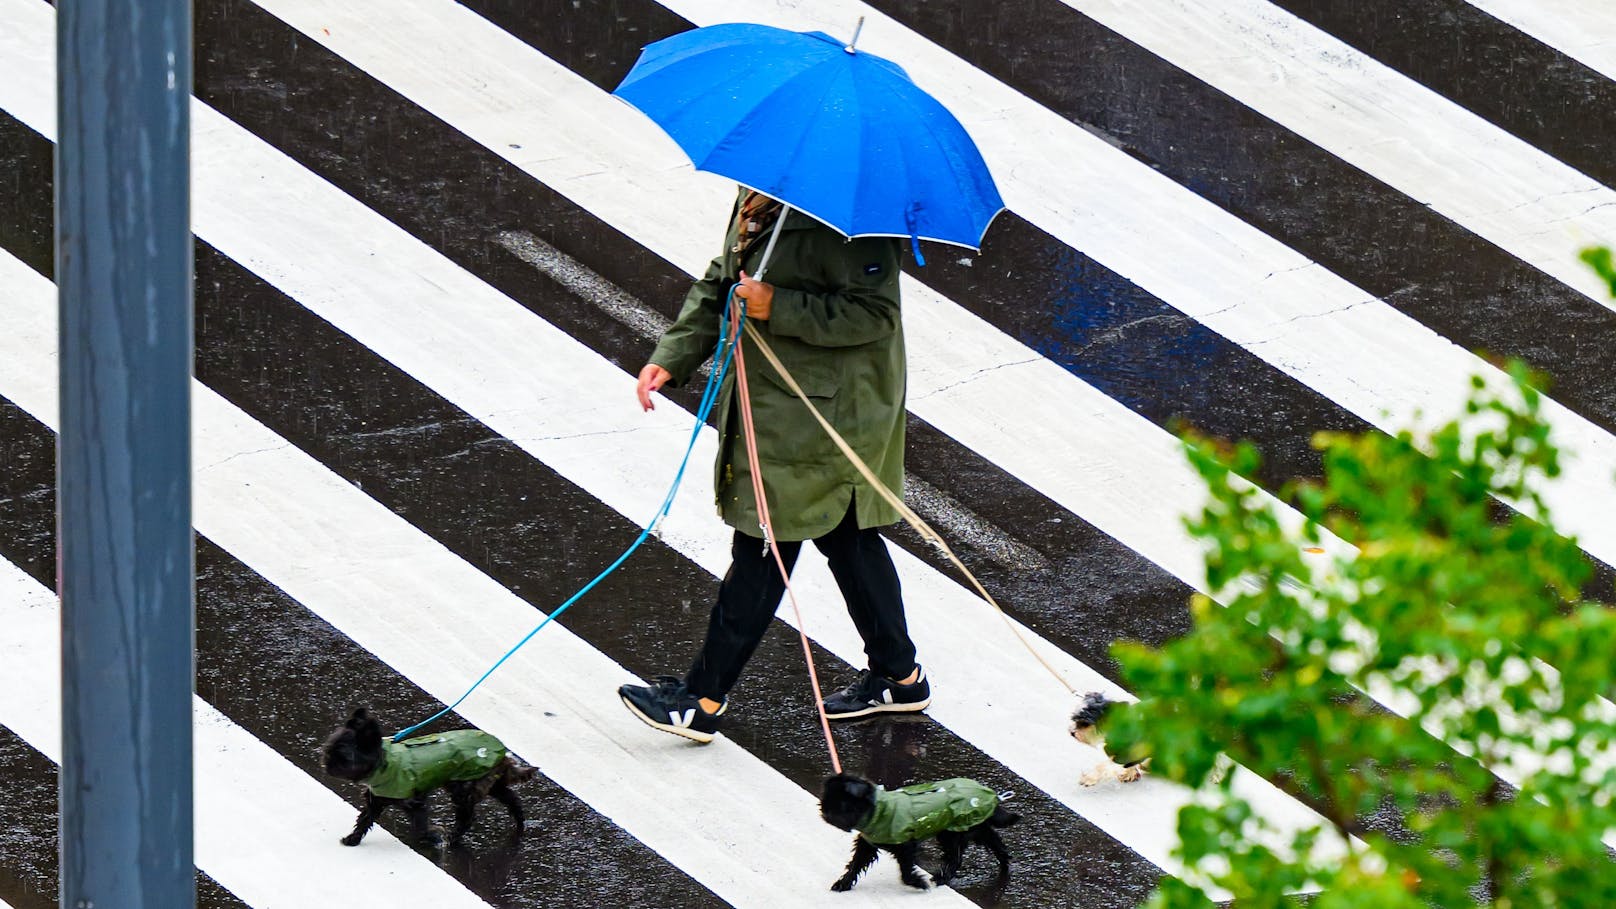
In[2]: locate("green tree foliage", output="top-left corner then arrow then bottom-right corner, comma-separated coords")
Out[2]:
1110,362 -> 1616,907
1582,246 -> 1616,298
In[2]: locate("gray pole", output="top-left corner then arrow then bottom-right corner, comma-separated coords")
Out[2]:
56,0 -> 195,905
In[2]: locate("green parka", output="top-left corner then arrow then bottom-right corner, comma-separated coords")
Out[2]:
855,778 -> 1001,844
648,190 -> 907,542
362,730 -> 507,799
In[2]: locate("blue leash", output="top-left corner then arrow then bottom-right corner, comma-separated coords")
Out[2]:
393,299 -> 743,742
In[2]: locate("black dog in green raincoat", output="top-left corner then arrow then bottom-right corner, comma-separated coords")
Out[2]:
819,773 -> 1019,891
321,708 -> 535,847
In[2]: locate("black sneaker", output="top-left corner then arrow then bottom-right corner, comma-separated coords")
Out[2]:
618,675 -> 726,744
822,667 -> 931,720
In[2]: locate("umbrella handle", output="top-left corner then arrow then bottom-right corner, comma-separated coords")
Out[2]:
751,202 -> 791,283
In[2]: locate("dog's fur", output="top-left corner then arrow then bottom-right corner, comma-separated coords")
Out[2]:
818,772 -> 1019,891
1070,692 -> 1151,786
321,708 -> 535,847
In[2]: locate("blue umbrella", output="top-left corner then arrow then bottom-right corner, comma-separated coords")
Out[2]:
613,20 -> 1003,268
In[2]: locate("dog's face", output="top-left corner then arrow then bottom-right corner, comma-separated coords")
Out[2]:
1068,692 -> 1113,748
819,773 -> 878,832
322,707 -> 384,782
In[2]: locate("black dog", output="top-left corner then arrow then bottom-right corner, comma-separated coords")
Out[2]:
819,772 -> 1018,891
321,708 -> 535,847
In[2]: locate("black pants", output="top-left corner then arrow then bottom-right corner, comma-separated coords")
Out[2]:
684,504 -> 917,701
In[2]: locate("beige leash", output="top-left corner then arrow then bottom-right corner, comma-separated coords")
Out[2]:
741,320 -> 1077,696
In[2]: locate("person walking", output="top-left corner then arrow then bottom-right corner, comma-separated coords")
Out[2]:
618,188 -> 929,743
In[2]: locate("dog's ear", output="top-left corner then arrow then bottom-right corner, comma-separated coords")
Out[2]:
821,772 -> 846,794
822,773 -> 875,803
821,772 -> 860,796
346,707 -> 371,729
350,710 -> 383,751
844,777 -> 875,803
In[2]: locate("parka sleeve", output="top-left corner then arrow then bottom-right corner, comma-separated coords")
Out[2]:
648,254 -> 730,388
767,236 -> 901,348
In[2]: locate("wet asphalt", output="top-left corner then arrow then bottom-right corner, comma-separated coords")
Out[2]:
1268,0 -> 1616,190
0,115 -> 1162,909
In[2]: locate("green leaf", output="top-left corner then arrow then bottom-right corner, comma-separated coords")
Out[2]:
1116,354 -> 1616,909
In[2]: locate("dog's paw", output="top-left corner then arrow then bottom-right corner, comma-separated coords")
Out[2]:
830,878 -> 856,892
1079,766 -> 1106,787
1117,764 -> 1146,783
901,870 -> 934,891
340,832 -> 364,847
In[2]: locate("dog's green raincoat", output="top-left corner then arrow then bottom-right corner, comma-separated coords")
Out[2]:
363,730 -> 507,799
855,778 -> 999,844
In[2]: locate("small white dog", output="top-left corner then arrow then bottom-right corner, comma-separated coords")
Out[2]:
1069,692 -> 1150,786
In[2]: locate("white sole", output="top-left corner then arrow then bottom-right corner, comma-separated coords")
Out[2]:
823,697 -> 932,721
620,694 -> 717,744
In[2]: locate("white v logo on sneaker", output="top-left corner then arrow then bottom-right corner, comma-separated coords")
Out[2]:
669,708 -> 695,728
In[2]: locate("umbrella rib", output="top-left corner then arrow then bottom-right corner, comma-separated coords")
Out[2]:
848,63 -> 868,239
785,60 -> 853,212
880,75 -> 1001,247
693,57 -> 836,176
686,53 -> 818,168
876,76 -> 916,246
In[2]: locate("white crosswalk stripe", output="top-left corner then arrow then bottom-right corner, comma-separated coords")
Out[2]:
0,11 -> 1343,884
0,554 -> 497,909
1465,0 -> 1616,82
215,0 -> 1612,740
206,0 -> 1616,586
647,0 -> 1616,573
0,246 -> 971,908
1050,0 -> 1616,303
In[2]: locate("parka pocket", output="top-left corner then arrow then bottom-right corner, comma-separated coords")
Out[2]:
744,347 -> 843,469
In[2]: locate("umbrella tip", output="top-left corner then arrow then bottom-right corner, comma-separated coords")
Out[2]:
844,16 -> 865,54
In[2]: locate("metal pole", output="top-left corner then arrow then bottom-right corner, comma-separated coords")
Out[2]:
752,203 -> 791,283
56,0 -> 195,905
843,16 -> 865,54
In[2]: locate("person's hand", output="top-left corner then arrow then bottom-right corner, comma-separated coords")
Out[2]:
636,363 -> 672,412
736,270 -> 774,321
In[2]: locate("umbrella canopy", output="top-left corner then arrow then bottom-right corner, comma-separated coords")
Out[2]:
613,22 -> 1004,258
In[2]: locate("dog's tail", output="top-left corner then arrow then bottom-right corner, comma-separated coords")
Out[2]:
991,790 -> 1020,827
989,806 -> 1021,828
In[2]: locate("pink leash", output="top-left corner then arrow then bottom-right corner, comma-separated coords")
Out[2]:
728,298 -> 843,775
